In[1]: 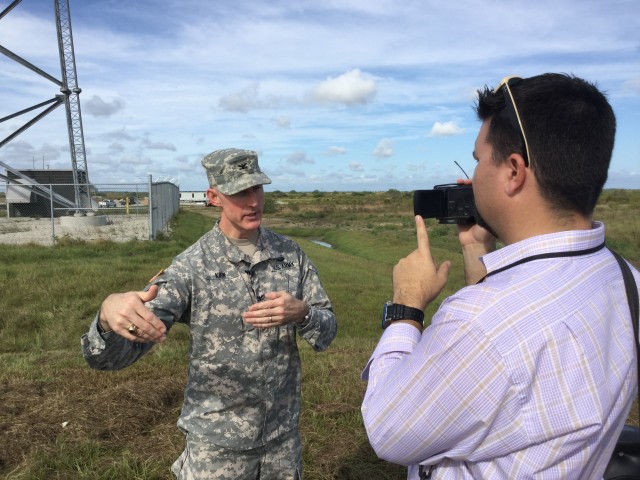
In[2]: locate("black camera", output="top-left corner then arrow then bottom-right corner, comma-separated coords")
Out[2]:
413,184 -> 476,225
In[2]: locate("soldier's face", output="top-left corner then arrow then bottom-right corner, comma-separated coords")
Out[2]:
208,185 -> 264,239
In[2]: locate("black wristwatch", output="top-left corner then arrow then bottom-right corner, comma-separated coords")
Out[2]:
381,301 -> 425,329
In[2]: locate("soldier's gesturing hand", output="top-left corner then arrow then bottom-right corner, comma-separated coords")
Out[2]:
242,291 -> 308,328
98,285 -> 167,343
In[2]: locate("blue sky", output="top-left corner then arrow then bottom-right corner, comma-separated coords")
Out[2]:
1,0 -> 639,192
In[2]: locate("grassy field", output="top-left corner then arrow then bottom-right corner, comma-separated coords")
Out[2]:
0,189 -> 639,479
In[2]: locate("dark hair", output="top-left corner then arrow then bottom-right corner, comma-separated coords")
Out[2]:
475,73 -> 616,216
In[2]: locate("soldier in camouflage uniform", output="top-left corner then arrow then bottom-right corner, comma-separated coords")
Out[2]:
81,148 -> 337,479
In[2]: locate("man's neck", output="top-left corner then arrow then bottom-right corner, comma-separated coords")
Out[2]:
224,228 -> 259,243
217,219 -> 260,241
501,211 -> 593,245
226,230 -> 260,258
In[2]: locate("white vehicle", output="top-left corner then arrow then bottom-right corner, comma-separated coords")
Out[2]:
99,200 -> 116,208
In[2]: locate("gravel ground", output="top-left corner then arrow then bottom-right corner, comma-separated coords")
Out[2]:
0,214 -> 150,245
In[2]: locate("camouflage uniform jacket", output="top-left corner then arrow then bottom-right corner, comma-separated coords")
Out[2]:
81,223 -> 337,450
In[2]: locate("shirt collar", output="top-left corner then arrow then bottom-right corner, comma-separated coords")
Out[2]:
481,221 -> 605,276
211,223 -> 281,265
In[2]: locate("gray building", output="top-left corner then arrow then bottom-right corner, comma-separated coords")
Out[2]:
6,170 -> 79,218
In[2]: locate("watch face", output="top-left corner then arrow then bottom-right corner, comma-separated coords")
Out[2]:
381,301 -> 401,329
381,302 -> 390,329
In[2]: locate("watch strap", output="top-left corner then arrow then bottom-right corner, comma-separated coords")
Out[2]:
383,302 -> 424,328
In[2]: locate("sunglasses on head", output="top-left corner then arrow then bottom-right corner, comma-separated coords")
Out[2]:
493,76 -> 531,167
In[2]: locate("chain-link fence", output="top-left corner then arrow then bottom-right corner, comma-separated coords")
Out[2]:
0,175 -> 179,246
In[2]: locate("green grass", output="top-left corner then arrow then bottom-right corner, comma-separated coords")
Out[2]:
0,190 -> 639,479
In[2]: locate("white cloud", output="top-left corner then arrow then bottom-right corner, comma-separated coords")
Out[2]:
373,139 -> 393,159
284,151 -> 314,165
84,95 -> 125,118
1,0 -> 638,191
104,129 -> 137,142
218,82 -> 286,113
349,161 -> 363,172
273,116 -> 291,129
108,142 -> 125,153
1,140 -> 62,167
143,139 -> 177,151
429,121 -> 465,137
326,146 -> 347,155
218,83 -> 261,113
307,69 -> 377,106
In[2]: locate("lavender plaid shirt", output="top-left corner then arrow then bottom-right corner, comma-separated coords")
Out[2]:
362,222 -> 639,479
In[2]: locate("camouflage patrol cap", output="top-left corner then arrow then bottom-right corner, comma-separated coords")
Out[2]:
201,148 -> 272,195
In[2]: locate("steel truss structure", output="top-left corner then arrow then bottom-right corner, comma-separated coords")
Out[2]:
0,0 -> 91,213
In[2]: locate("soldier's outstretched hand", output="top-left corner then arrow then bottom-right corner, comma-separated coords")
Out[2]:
98,285 -> 167,343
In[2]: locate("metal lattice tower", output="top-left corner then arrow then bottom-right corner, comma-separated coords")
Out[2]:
55,0 -> 90,210
0,0 -> 91,213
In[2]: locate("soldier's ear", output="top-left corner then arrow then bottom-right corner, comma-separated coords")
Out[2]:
206,188 -> 222,207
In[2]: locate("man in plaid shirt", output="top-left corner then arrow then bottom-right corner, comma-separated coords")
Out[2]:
362,73 -> 639,479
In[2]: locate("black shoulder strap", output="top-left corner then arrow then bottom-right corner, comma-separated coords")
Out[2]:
610,249 -> 640,419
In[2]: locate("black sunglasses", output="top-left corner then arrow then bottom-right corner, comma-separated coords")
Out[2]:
494,76 -> 531,167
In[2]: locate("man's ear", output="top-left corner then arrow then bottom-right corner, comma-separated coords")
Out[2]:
206,188 -> 221,207
505,153 -> 527,196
